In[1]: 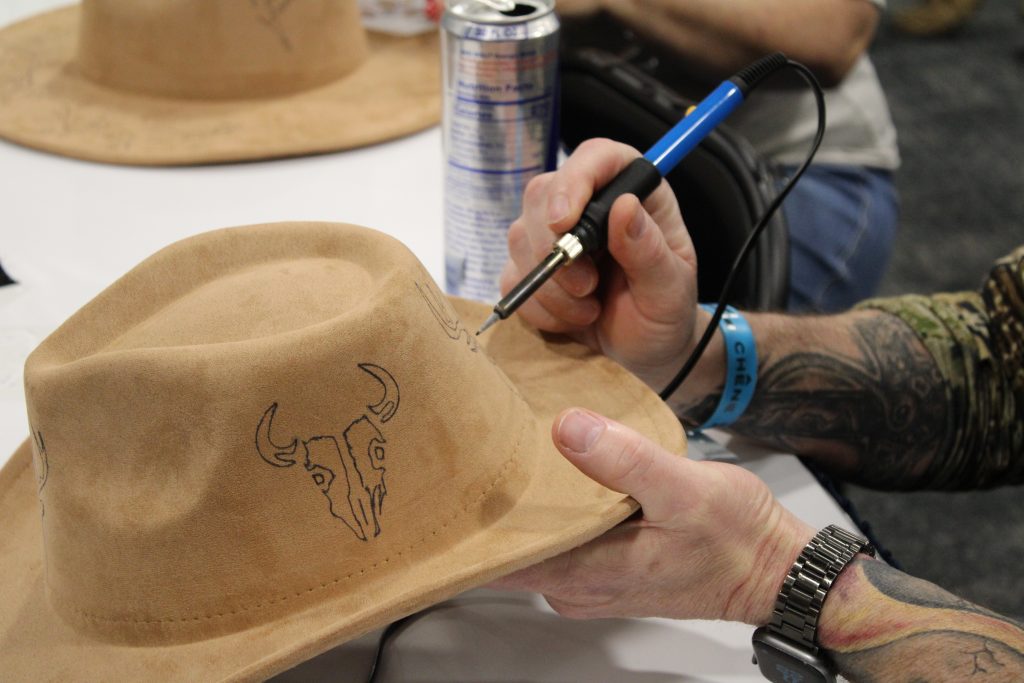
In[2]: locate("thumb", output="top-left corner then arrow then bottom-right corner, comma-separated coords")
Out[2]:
553,408 -> 688,522
606,194 -> 693,319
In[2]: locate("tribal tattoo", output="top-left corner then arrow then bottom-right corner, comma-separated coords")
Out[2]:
682,312 -> 951,489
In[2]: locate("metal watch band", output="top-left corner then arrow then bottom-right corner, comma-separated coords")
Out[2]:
766,525 -> 876,654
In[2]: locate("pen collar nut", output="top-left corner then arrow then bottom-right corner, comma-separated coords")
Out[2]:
555,233 -> 584,262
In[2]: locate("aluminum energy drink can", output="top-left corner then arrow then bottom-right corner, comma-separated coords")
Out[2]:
441,0 -> 560,302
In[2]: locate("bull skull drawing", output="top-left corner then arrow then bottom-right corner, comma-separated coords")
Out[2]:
255,363 -> 400,541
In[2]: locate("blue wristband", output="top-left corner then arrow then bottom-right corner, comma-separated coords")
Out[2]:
698,304 -> 757,430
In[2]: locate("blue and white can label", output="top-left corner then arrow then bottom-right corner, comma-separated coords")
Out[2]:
441,0 -> 560,302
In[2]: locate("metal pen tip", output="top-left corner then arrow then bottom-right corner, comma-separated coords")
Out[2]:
476,312 -> 500,336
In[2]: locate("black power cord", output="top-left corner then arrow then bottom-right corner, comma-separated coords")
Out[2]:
0,260 -> 15,287
364,597 -> 528,682
364,56 -> 827,682
659,58 -> 826,401
366,614 -> 414,683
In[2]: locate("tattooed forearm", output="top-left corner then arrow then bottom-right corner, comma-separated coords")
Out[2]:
817,558 -> 1024,682
680,311 -> 952,488
859,560 -> 1023,624
834,631 -> 1024,681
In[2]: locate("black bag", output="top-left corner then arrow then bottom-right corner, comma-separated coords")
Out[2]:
559,44 -> 790,311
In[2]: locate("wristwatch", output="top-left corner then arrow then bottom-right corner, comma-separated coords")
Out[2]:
751,524 -> 875,683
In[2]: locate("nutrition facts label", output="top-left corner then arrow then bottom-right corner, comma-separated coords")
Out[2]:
442,26 -> 558,302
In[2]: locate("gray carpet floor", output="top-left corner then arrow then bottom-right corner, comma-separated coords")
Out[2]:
840,0 -> 1024,619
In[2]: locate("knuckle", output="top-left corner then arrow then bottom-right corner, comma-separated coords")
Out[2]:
507,218 -> 528,252
523,172 -> 553,203
553,259 -> 596,297
638,219 -> 667,263
610,435 -> 657,492
675,462 -> 740,523
575,137 -> 611,155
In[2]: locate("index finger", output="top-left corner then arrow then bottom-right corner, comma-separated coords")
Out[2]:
546,138 -> 673,234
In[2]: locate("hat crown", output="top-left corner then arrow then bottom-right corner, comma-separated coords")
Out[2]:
76,0 -> 369,99
24,223 -> 536,643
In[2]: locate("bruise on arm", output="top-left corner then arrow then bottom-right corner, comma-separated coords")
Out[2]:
818,557 -> 1024,682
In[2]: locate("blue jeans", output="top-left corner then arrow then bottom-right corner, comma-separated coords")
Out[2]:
780,165 -> 900,313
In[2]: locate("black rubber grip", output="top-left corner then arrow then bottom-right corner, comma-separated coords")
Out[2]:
729,52 -> 788,96
569,157 -> 663,254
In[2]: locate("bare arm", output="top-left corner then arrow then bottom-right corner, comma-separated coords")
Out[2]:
564,0 -> 880,85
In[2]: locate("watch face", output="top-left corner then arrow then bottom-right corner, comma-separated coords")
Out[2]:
751,633 -> 833,683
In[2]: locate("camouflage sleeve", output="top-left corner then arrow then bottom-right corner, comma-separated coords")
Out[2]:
854,247 -> 1024,489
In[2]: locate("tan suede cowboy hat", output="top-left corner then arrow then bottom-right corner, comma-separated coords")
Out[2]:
0,1 -> 440,165
0,222 -> 686,681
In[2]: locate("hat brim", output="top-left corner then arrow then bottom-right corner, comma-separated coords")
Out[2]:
0,296 -> 686,680
0,5 -> 441,165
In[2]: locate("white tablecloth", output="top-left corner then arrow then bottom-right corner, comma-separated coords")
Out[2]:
0,3 -> 857,679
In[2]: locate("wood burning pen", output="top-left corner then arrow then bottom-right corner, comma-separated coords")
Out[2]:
476,54 -> 785,335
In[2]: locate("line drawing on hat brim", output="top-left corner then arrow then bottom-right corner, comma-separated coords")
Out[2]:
0,6 -> 441,166
0,223 -> 686,680
0,308 -> 686,682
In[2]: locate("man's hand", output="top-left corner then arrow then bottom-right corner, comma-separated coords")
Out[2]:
500,139 -> 702,393
492,408 -> 815,625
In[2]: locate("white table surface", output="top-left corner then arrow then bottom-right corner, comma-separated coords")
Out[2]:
0,3 -> 857,680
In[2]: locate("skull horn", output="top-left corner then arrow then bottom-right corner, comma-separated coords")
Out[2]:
359,363 -> 400,423
255,403 -> 300,467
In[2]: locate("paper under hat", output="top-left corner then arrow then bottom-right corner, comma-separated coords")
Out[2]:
0,222 -> 686,681
0,1 -> 440,165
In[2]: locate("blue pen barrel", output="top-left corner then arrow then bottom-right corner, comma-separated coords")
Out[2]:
481,54 -> 787,332
643,82 -> 745,175
569,81 -> 745,254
